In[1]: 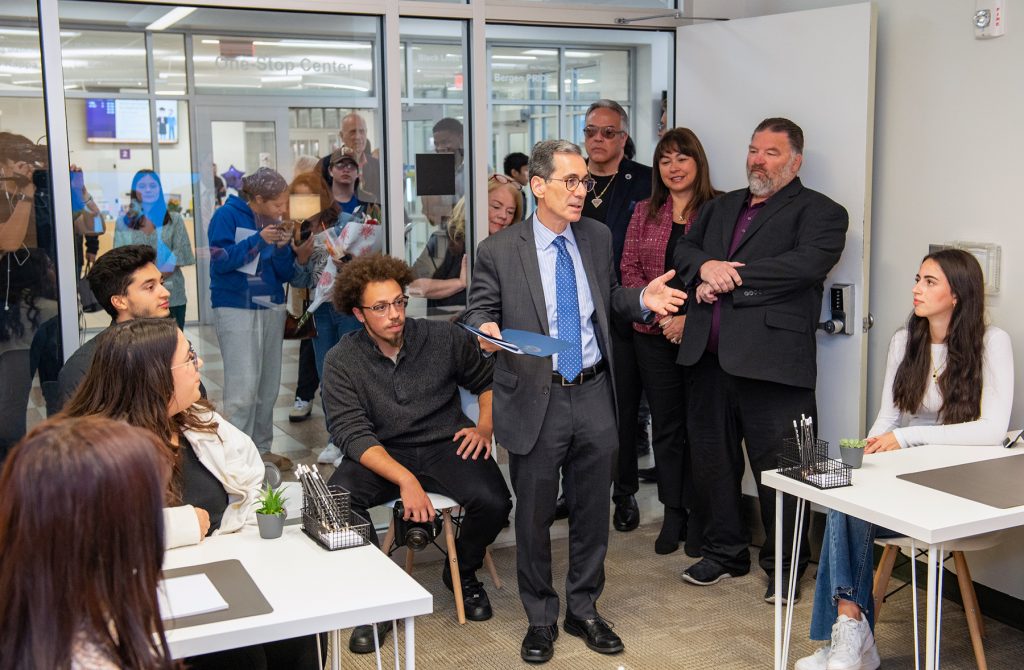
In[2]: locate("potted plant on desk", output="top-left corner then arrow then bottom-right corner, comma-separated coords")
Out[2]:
256,484 -> 287,539
839,439 -> 867,469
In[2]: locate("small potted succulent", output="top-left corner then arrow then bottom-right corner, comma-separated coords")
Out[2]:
255,484 -> 287,539
839,439 -> 867,469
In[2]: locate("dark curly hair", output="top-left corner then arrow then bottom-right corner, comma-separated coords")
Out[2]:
333,254 -> 415,315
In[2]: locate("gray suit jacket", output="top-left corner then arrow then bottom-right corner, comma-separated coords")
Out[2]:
464,214 -> 644,456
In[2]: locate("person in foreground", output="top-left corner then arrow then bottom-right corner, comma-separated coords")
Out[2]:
796,249 -> 1013,670
63,318 -> 322,669
323,254 -> 512,654
464,139 -> 686,664
0,416 -> 177,670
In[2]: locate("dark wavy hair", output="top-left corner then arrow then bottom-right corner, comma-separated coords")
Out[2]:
62,318 -> 217,504
648,128 -> 720,224
333,254 -> 415,315
0,252 -> 54,343
88,244 -> 158,319
892,249 -> 986,423
0,416 -> 178,670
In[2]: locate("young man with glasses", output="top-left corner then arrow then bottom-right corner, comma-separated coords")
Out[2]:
323,254 -> 512,654
465,139 -> 685,664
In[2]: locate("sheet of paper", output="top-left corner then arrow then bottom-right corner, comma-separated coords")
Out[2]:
158,573 -> 230,620
234,228 -> 259,276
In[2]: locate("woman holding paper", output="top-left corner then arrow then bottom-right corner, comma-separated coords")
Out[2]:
116,169 -> 196,330
0,415 -> 176,670
207,167 -> 295,471
796,249 -> 1013,670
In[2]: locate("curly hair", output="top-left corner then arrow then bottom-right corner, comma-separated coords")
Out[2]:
333,254 -> 415,315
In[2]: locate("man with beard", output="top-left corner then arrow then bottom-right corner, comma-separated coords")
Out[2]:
673,118 -> 848,603
339,111 -> 380,203
323,254 -> 512,654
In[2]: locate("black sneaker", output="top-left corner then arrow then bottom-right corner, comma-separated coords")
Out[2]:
681,558 -> 749,586
765,574 -> 802,604
442,563 -> 493,621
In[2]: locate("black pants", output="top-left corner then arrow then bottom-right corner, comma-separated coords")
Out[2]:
610,316 -> 643,498
329,439 -> 511,575
685,352 -> 812,577
184,634 -> 324,670
296,338 -> 319,402
510,371 -> 617,625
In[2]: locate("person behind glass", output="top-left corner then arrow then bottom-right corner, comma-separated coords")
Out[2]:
323,254 -> 512,653
620,127 -> 721,557
504,151 -> 530,217
116,169 -> 196,330
340,111 -> 381,203
581,99 -> 654,534
208,167 -> 296,471
0,132 -> 51,255
62,317 -> 324,669
796,249 -> 1014,670
0,416 -> 177,670
410,174 -> 524,305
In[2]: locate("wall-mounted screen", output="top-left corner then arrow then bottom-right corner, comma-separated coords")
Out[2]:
86,99 -> 178,144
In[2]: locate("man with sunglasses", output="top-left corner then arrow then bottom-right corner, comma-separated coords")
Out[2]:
465,139 -> 685,664
580,100 -> 655,534
323,254 -> 512,654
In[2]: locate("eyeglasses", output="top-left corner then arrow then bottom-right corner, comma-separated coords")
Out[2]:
546,176 -> 597,192
332,161 -> 358,170
583,125 -> 626,140
489,173 -> 523,192
359,296 -> 410,315
171,341 -> 199,371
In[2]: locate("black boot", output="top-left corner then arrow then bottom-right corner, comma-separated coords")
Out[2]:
654,506 -> 687,555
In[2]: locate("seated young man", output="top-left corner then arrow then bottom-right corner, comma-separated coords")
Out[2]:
324,254 -> 512,653
56,244 -> 172,409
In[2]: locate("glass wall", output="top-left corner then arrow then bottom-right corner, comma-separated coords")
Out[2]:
0,7 -> 62,458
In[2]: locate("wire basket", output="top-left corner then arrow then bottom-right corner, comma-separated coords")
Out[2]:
301,486 -> 371,551
777,438 -> 852,489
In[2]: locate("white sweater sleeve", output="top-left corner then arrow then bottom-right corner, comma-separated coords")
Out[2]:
867,331 -> 906,439
879,328 -> 1014,448
163,504 -> 202,549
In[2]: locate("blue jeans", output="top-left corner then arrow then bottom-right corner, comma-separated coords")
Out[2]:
809,510 -> 901,640
311,304 -> 360,434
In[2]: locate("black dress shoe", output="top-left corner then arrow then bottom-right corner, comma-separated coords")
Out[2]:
612,494 -> 639,532
637,465 -> 659,483
521,625 -> 558,663
554,494 -> 569,520
654,506 -> 687,555
442,563 -> 493,621
349,620 -> 393,653
563,613 -> 624,654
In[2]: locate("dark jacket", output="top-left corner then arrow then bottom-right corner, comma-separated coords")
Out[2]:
588,157 -> 652,281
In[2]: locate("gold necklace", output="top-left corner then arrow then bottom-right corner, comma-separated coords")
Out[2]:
932,358 -> 945,381
589,171 -> 617,207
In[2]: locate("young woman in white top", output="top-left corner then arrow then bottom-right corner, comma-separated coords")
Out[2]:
797,249 -> 1013,670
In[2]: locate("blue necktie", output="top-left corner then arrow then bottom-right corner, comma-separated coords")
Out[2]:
552,236 -> 583,381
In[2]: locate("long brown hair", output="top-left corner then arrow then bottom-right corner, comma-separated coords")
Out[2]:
62,318 -> 218,503
892,249 -> 986,423
0,416 -> 177,670
648,127 -> 719,223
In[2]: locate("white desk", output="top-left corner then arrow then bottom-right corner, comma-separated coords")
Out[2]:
763,444 -> 1024,670
164,525 -> 432,668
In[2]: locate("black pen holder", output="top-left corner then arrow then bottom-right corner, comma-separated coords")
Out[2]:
301,486 -> 372,551
777,438 -> 852,489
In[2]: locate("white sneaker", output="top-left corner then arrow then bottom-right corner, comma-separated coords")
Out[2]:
795,645 -> 831,670
289,398 -> 313,422
318,443 -> 342,465
826,614 -> 880,670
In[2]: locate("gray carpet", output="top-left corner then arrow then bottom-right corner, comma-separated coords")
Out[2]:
330,522 -> 1024,669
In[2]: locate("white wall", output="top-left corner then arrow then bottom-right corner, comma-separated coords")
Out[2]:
692,0 -> 1024,601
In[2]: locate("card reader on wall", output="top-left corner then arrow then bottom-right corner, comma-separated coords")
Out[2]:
819,283 -> 854,335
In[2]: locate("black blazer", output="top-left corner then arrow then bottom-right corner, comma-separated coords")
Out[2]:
464,215 -> 644,455
589,157 -> 652,280
673,177 -> 848,389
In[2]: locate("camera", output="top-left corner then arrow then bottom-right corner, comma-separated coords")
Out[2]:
392,500 -> 442,552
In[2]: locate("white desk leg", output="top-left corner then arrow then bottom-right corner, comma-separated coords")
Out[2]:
782,497 -> 806,670
925,544 -> 939,670
774,489 -> 783,670
328,629 -> 342,670
404,617 -> 416,670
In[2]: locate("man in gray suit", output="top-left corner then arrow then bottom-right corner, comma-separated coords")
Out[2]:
464,139 -> 685,664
